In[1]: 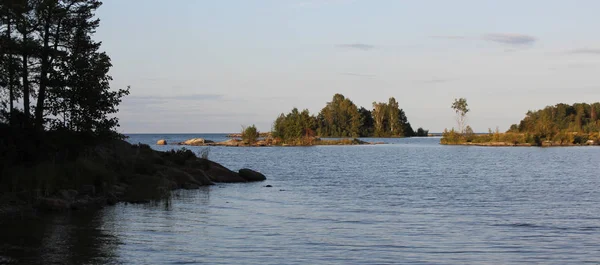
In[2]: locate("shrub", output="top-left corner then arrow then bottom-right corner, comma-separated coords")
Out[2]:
241,125 -> 259,144
162,148 -> 196,166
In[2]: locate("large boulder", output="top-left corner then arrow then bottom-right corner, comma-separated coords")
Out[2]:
198,158 -> 247,183
160,167 -> 205,188
238,168 -> 267,182
180,138 -> 214,146
215,139 -> 242,146
181,168 -> 214,185
157,139 -> 167,145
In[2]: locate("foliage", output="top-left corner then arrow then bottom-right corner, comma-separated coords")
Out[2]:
162,148 -> 196,166
415,127 -> 429,137
442,102 -> 600,146
0,0 -> 129,136
451,98 -> 469,133
317,94 -> 361,137
272,94 -> 426,143
272,108 -> 317,143
241,124 -> 259,144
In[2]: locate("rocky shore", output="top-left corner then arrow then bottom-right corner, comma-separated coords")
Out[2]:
0,140 -> 266,218
161,137 -> 382,147
442,140 -> 597,147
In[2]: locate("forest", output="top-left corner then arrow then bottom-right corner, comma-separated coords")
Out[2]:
272,94 -> 428,144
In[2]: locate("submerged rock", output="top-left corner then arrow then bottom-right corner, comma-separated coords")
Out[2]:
238,168 -> 267,181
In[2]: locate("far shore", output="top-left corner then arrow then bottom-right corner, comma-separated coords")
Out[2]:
157,137 -> 386,147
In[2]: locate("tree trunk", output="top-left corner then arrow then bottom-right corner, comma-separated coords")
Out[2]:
7,17 -> 14,125
35,15 -> 52,130
22,33 -> 30,126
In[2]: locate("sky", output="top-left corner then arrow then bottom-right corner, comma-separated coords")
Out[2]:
95,0 -> 600,133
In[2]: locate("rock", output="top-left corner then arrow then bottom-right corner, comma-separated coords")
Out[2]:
215,139 -> 242,147
79,185 -> 96,196
37,198 -> 71,211
238,168 -> 267,182
72,196 -> 106,210
199,158 -> 247,183
181,168 -> 214,185
180,138 -> 214,146
157,139 -> 167,145
265,185 -> 273,188
586,140 -> 595,145
182,183 -> 200,190
111,184 -> 127,196
58,189 -> 78,201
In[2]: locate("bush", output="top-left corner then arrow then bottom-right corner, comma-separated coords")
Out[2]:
241,125 -> 259,144
162,148 -> 196,166
440,128 -> 465,144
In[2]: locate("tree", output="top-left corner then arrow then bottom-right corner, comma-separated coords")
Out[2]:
372,101 -> 386,136
0,0 -> 129,137
241,125 -> 259,144
451,98 -> 469,133
358,107 -> 373,137
415,127 -> 429,137
317,94 -> 360,137
388,97 -> 401,136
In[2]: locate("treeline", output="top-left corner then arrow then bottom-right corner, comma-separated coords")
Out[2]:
442,102 -> 600,146
509,103 -> 600,136
272,94 -> 428,143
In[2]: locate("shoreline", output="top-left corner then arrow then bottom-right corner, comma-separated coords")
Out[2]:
0,140 -> 267,220
441,142 -> 598,147
162,137 -> 386,147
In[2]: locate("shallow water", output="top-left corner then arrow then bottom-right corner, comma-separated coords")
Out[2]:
2,135 -> 600,264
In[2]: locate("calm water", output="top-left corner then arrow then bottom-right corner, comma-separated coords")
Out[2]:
2,134 -> 600,264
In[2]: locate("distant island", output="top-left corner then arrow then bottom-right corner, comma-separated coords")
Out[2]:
170,94 -> 428,147
441,100 -> 600,146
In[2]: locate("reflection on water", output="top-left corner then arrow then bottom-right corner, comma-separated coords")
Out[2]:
2,136 -> 600,264
0,210 -> 120,265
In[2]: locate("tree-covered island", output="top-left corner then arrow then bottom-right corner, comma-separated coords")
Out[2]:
174,94 -> 430,147
441,99 -> 600,146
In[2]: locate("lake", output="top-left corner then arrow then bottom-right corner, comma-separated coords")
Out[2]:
1,134 -> 600,264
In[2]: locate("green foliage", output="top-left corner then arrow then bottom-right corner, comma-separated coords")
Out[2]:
415,127 -> 429,137
272,94 -> 426,143
452,98 -> 469,133
0,0 -> 128,137
317,94 -> 361,137
162,148 -> 196,166
515,102 -> 600,141
358,107 -> 374,137
241,124 -> 260,144
273,108 -> 317,143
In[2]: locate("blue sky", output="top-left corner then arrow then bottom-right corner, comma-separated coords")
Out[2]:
96,0 -> 600,133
